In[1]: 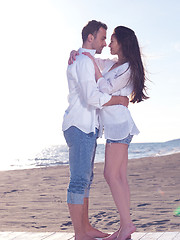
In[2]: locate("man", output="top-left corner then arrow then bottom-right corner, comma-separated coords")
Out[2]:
62,20 -> 128,240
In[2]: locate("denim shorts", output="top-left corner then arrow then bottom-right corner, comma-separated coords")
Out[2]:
106,134 -> 133,146
63,126 -> 98,204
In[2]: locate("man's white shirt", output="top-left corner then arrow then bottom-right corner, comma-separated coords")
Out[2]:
62,48 -> 111,134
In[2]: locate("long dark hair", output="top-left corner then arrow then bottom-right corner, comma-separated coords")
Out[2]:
113,26 -> 149,103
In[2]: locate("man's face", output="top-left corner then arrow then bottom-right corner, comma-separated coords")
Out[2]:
92,27 -> 107,54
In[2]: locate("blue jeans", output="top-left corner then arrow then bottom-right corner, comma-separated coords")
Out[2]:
63,126 -> 98,204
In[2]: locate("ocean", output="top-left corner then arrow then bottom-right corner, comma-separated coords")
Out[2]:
6,138 -> 180,171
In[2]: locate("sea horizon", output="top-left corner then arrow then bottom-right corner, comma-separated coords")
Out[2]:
1,138 -> 180,172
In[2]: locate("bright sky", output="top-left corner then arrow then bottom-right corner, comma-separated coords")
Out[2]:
0,0 -> 180,163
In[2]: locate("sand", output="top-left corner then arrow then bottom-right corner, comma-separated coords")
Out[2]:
0,153 -> 180,233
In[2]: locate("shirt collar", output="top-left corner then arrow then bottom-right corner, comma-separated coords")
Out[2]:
78,48 -> 96,56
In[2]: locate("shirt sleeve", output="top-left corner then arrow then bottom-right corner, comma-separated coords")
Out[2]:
76,57 -> 111,109
95,58 -> 114,71
97,64 -> 131,94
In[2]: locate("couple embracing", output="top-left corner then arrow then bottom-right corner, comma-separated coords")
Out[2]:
62,20 -> 148,240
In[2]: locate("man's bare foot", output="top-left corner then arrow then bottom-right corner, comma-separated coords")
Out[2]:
116,223 -> 136,240
75,232 -> 97,240
85,225 -> 109,238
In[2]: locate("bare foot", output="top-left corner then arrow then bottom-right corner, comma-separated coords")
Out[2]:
86,225 -> 109,239
102,228 -> 131,240
116,223 -> 136,240
103,230 -> 119,240
75,233 -> 97,240
102,229 -> 131,240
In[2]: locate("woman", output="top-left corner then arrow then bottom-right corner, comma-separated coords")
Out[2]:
69,26 -> 148,240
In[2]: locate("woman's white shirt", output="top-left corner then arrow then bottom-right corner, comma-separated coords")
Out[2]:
96,58 -> 140,140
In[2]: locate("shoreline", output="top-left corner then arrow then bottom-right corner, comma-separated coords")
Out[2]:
1,150 -> 180,173
0,153 -> 180,232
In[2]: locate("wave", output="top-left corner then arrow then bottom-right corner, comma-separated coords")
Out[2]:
3,138 -> 180,171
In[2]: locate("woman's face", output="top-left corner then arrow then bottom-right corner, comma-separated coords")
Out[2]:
108,35 -> 121,55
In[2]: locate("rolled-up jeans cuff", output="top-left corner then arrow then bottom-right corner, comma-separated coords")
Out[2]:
67,191 -> 84,204
84,188 -> 90,198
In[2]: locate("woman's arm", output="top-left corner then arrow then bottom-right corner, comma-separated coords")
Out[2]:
83,53 -> 131,94
98,65 -> 131,94
94,58 -> 114,71
67,50 -> 129,108
68,51 -> 131,99
68,50 -> 79,64
82,52 -> 102,81
68,50 -> 112,72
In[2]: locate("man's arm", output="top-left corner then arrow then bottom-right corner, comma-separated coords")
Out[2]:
103,96 -> 129,108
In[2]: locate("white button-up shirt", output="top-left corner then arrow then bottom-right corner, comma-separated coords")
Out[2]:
96,58 -> 140,140
62,48 -> 111,134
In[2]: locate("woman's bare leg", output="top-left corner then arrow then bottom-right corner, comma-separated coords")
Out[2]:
103,143 -> 136,240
